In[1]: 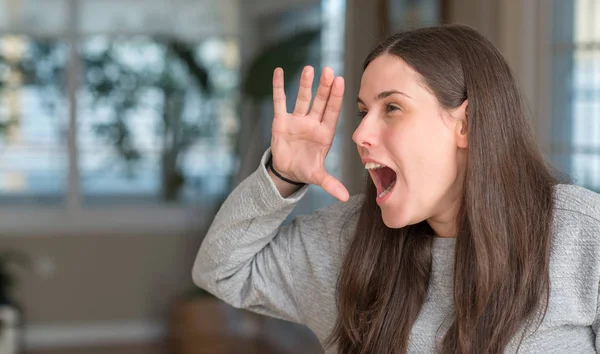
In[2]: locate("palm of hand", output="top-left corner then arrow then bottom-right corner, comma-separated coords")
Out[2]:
270,66 -> 349,202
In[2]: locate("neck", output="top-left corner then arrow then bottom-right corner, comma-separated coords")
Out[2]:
427,193 -> 462,238
430,158 -> 466,238
427,218 -> 456,238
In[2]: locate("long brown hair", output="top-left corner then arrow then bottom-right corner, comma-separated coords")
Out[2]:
328,24 -> 558,353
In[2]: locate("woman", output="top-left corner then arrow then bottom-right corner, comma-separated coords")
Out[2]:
193,24 -> 600,353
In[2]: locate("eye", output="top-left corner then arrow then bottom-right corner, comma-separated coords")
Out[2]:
357,110 -> 367,119
386,104 -> 401,113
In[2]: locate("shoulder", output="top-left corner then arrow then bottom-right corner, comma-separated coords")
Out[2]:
553,184 -> 600,224
551,184 -> 600,260
290,194 -> 364,255
295,194 -> 364,236
546,185 -> 600,329
314,194 -> 364,222
284,194 -> 364,294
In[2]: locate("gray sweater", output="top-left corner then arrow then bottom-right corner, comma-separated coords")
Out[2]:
193,150 -> 600,353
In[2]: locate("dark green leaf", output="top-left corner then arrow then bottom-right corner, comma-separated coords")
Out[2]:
242,28 -> 321,101
168,40 -> 210,94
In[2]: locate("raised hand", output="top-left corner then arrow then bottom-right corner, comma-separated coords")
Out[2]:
269,66 -> 349,202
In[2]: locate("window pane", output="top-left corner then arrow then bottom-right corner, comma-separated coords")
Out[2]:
0,36 -> 68,203
574,0 -> 597,44
550,0 -> 600,192
571,49 -> 600,191
78,36 -> 239,204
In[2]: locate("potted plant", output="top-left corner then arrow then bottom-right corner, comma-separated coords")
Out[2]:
0,250 -> 31,354
169,288 -> 244,354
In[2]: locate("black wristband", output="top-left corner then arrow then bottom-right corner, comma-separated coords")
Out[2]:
266,156 -> 306,187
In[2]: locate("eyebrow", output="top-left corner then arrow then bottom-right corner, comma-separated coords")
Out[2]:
356,90 -> 412,105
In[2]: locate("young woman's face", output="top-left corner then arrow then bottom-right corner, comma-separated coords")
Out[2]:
353,54 -> 467,234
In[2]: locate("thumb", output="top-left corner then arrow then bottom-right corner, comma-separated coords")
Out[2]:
318,171 -> 350,202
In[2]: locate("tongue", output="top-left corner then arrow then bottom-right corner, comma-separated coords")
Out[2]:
377,167 -> 396,191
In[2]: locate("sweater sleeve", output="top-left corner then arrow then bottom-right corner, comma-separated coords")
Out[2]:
594,284 -> 600,352
192,148 -> 319,324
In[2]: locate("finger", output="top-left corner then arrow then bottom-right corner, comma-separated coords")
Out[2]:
318,171 -> 350,202
309,67 -> 334,117
321,76 -> 345,131
273,67 -> 287,118
293,66 -> 314,116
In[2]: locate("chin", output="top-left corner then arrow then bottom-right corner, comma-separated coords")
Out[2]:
381,208 -> 411,229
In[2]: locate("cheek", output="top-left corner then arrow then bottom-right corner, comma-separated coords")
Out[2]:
416,125 -> 458,194
387,118 -> 456,184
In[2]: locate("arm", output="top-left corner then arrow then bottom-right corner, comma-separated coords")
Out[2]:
594,284 -> 600,352
194,65 -> 349,324
192,149 -> 315,323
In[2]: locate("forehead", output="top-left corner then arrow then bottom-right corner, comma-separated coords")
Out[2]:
359,54 -> 425,98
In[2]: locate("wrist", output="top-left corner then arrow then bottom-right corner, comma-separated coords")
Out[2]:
267,168 -> 302,198
266,156 -> 305,187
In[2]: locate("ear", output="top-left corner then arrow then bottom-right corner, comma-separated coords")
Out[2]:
454,100 -> 468,149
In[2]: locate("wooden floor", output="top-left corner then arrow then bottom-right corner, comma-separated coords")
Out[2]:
26,339 -> 294,354
25,342 -> 167,354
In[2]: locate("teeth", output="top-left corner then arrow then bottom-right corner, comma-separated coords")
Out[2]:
378,180 -> 396,198
365,162 -> 385,170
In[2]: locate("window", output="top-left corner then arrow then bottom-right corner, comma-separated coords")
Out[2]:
550,0 -> 600,192
0,0 -> 241,233
78,36 -> 238,204
0,0 -> 239,207
235,0 -> 347,221
322,0 -> 346,182
0,37 -> 68,204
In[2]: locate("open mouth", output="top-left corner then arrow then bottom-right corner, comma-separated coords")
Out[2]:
365,162 -> 397,199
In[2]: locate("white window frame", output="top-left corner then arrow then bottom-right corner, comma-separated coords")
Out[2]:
0,0 -> 226,236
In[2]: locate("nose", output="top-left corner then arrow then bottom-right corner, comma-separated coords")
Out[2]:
352,115 -> 378,148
